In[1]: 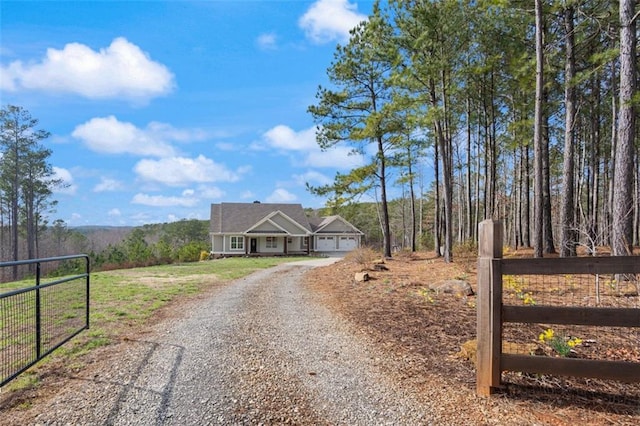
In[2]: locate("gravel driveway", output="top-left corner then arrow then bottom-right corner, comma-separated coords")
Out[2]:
18,260 -> 436,425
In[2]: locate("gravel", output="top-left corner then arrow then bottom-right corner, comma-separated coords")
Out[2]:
6,260 -> 439,425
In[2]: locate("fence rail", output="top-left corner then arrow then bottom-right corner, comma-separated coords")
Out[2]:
1,255 -> 90,387
476,220 -> 640,396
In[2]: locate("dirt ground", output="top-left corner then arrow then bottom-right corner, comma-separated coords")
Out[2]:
1,250 -> 639,425
304,249 -> 640,425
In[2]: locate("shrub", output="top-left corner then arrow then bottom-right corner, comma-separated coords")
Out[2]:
345,246 -> 380,269
453,240 -> 478,273
176,241 -> 209,262
394,249 -> 419,260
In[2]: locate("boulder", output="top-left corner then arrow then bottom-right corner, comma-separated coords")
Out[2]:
430,279 -> 474,296
355,271 -> 369,282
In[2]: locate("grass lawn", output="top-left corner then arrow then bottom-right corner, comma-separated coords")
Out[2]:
2,256 -> 306,391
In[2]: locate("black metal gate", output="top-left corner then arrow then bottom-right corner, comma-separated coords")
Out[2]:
0,255 -> 90,387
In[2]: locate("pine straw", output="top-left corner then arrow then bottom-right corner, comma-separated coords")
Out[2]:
304,250 -> 640,425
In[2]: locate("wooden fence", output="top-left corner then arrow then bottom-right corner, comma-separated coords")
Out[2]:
476,220 -> 640,396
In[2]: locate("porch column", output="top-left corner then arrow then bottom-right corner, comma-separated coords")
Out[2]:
245,236 -> 248,255
284,236 -> 288,254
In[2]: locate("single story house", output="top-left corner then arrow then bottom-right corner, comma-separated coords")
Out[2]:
209,202 -> 363,256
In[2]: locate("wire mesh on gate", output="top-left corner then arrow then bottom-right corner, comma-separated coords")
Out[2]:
0,255 -> 89,387
500,272 -> 640,401
1,289 -> 37,386
40,279 -> 88,356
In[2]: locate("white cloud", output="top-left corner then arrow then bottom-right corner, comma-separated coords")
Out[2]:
266,188 -> 298,203
299,0 -> 367,44
215,142 -> 236,151
237,165 -> 253,175
108,208 -> 121,217
93,177 -> 123,192
241,190 -> 256,199
50,134 -> 70,145
0,46 -> 14,58
51,166 -> 78,195
72,116 -> 208,157
263,125 -> 317,151
131,193 -> 199,207
146,122 -> 208,143
304,144 -> 364,169
197,185 -> 225,199
134,155 -> 243,186
1,37 -> 174,102
257,33 -> 278,50
293,170 -> 332,187
263,124 -> 365,170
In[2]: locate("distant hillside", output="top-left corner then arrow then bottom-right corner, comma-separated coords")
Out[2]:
68,226 -> 135,253
72,226 -> 135,234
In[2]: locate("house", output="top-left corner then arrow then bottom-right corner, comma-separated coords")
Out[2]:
209,202 -> 363,256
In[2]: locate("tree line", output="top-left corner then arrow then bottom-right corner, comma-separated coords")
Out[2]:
0,216 -> 211,282
3,1 -> 638,271
308,0 -> 639,261
0,105 -> 62,279
0,104 -> 212,281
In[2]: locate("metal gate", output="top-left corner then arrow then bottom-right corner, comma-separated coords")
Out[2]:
1,255 -> 90,387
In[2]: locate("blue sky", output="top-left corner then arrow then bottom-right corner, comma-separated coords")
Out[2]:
0,0 -> 375,226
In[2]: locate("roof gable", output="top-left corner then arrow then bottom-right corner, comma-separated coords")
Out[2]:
246,211 -> 309,234
210,203 -> 312,234
311,215 -> 363,234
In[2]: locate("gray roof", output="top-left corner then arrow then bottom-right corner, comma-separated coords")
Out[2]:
210,202 -> 313,233
308,214 -> 364,234
307,215 -> 339,232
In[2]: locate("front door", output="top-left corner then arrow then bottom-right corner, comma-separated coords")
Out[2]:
250,238 -> 257,253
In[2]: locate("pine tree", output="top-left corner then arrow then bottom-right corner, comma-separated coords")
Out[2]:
308,3 -> 398,258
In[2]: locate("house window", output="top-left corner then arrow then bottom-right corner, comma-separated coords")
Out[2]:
230,236 -> 244,250
266,237 -> 278,248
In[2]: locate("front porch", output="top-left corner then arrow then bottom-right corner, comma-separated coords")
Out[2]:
212,233 -> 311,257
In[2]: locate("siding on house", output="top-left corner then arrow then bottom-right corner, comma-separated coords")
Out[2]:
210,203 -> 362,256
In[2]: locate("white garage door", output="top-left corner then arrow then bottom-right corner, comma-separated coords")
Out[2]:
338,236 -> 358,251
316,236 -> 335,251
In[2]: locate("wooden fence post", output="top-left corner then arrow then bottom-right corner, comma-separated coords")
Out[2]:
476,220 -> 503,396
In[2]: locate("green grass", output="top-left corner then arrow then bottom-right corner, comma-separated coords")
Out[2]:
2,257 -> 305,391
4,371 -> 39,393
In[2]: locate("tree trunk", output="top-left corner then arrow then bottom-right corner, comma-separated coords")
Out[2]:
466,97 -> 473,240
436,69 -> 454,263
533,0 -> 545,258
524,143 -> 531,247
612,0 -> 636,256
542,101 -> 556,254
407,147 -> 417,252
433,134 -> 441,256
517,144 -> 524,247
589,71 -> 602,246
377,135 -> 393,258
560,5 -> 577,257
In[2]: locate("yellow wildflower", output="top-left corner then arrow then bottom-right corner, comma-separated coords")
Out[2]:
567,337 -> 583,348
539,328 -> 554,342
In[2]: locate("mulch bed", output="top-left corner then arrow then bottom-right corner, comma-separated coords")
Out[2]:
304,249 -> 640,425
